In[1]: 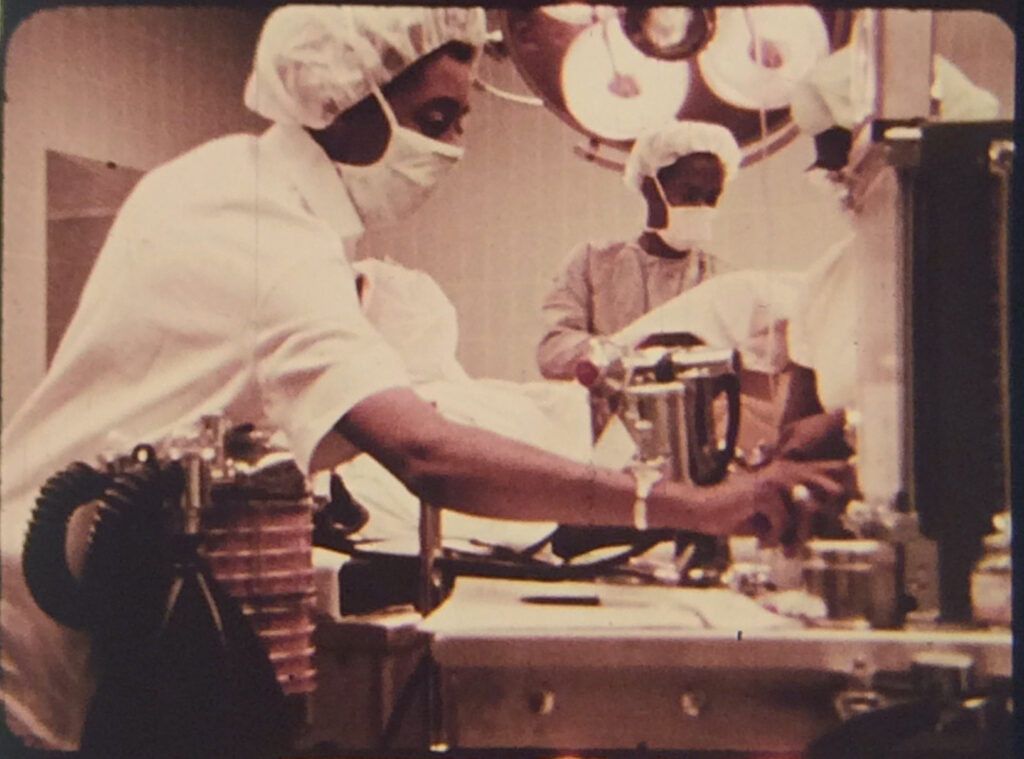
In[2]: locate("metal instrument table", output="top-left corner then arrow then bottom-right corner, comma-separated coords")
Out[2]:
424,578 -> 1011,754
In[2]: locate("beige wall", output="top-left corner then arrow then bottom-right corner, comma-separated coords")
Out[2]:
2,7 -> 268,423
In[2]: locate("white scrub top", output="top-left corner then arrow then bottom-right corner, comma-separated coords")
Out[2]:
0,124 -> 410,749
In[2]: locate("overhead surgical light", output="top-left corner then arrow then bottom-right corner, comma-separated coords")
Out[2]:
500,6 -> 853,169
620,6 -> 717,61
561,18 -> 690,141
698,6 -> 830,112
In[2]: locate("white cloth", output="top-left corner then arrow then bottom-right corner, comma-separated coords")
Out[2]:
610,266 -> 799,375
791,47 -> 1000,134
0,123 -> 410,749
244,5 -> 487,128
786,236 -> 859,410
789,46 -> 866,135
339,257 -> 592,546
610,236 -> 859,410
352,257 -> 469,384
932,55 -> 1000,121
339,378 -> 592,548
623,119 -> 742,194
422,577 -> 802,634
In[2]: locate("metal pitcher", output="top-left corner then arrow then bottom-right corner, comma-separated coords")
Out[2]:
584,337 -> 741,486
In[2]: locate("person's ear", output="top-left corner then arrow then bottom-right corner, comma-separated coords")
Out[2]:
641,176 -> 667,228
309,94 -> 391,165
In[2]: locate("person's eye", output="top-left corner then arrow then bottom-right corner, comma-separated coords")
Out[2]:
418,109 -> 452,139
415,100 -> 468,140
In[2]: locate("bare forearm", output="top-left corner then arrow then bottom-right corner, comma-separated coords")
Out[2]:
411,421 -> 699,528
337,388 -> 729,532
337,388 -> 857,543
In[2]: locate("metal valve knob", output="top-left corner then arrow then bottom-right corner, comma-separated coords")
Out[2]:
679,689 -> 707,718
528,689 -> 556,716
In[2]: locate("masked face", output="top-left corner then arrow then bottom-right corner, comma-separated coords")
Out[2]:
334,82 -> 465,228
650,176 -> 719,251
646,152 -> 724,251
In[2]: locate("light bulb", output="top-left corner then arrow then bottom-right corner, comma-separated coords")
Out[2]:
643,7 -> 693,50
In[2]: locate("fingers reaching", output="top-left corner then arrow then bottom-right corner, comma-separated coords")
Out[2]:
777,409 -> 853,462
745,458 -> 854,552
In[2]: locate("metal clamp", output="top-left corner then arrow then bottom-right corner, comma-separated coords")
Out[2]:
418,500 -> 445,614
987,139 -> 1014,176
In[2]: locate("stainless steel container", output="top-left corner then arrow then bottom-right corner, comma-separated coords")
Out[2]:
802,539 -> 898,628
594,343 -> 742,485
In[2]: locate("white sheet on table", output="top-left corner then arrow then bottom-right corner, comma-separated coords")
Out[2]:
421,577 -> 802,633
337,378 -> 593,549
341,258 -> 595,549
610,235 -> 858,409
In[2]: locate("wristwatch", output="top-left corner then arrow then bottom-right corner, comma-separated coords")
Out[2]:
628,464 -> 662,531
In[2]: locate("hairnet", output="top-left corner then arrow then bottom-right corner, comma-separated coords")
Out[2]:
244,5 -> 487,129
791,47 -> 1000,135
623,120 -> 743,195
788,47 -> 862,135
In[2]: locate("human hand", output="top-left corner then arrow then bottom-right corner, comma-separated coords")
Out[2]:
729,458 -> 854,556
776,409 -> 854,462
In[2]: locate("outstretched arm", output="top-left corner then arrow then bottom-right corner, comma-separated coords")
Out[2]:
337,387 -> 852,545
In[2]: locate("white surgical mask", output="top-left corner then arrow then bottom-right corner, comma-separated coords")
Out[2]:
336,81 -> 464,229
649,178 -> 717,251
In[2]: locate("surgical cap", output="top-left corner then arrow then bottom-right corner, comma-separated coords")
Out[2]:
623,120 -> 743,194
244,5 -> 487,129
789,47 -> 862,135
791,47 -> 1000,135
